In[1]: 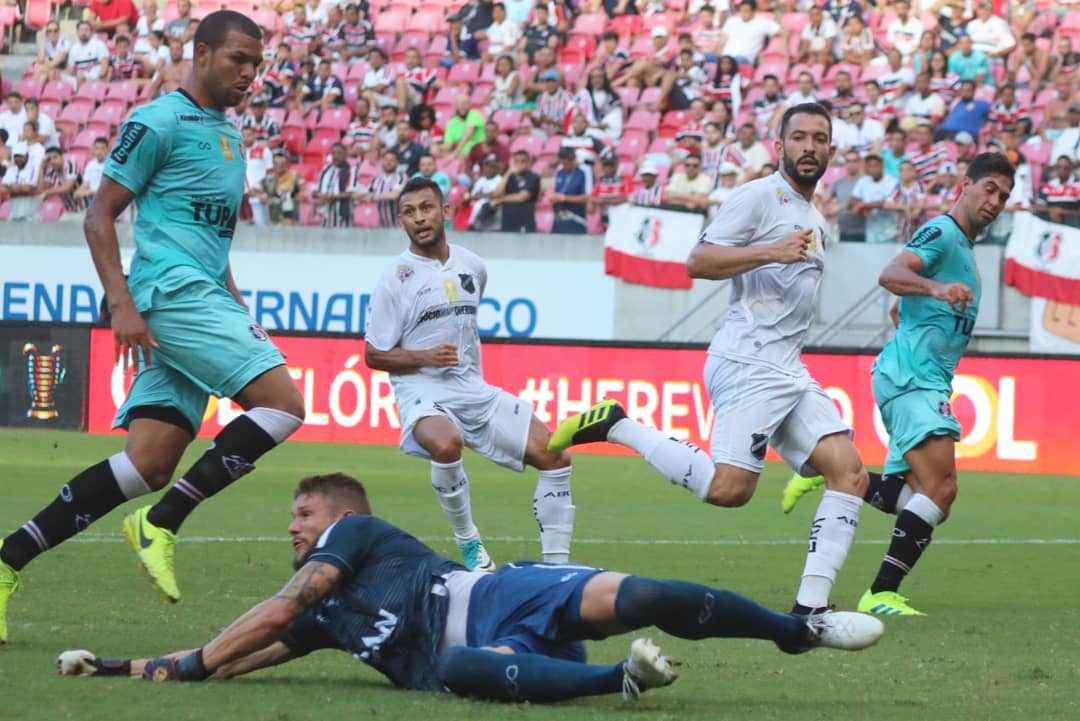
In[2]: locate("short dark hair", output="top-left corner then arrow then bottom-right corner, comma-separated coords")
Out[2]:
513,149 -> 531,159
864,153 -> 883,163
77,20 -> 91,31
45,145 -> 63,155
151,30 -> 165,41
93,136 -> 109,145
399,176 -> 444,202
1022,32 -> 1036,42
295,472 -> 372,515
194,10 -> 260,50
959,79 -> 976,88
780,102 -> 833,140
383,148 -> 400,160
24,97 -> 38,107
6,91 -> 21,101
493,2 -> 505,10
763,73 -> 779,83
966,152 -> 1015,184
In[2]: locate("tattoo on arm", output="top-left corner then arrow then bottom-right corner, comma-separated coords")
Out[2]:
272,562 -> 340,613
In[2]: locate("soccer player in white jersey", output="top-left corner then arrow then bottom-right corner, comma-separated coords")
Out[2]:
364,177 -> 576,572
550,104 -> 871,623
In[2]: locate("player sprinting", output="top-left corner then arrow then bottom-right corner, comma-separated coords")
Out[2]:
780,153 -> 1016,616
549,104 -> 871,622
363,178 -> 576,571
0,12 -> 306,642
56,472 -> 885,702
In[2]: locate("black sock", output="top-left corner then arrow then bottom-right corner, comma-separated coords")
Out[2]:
871,510 -> 935,594
1,460 -> 126,571
863,472 -> 907,513
147,415 -> 277,533
437,647 -> 623,702
613,576 -> 802,645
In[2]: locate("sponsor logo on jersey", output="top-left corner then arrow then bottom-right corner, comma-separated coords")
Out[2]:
219,134 -> 236,161
907,224 -> 942,249
175,113 -> 203,123
191,194 -> 238,238
110,122 -> 149,165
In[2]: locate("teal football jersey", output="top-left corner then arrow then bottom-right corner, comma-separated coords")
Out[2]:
103,89 -> 246,310
873,215 -> 981,399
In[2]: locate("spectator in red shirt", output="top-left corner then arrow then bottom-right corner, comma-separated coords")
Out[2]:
87,0 -> 140,38
466,120 -> 511,178
589,153 -> 632,228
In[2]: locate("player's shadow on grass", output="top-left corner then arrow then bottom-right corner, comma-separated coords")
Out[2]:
232,676 -> 394,691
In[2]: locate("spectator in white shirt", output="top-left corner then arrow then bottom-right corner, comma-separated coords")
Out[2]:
480,3 -> 521,62
0,92 -> 27,148
851,154 -> 900,243
24,101 -> 59,148
66,21 -> 110,86
33,21 -> 70,82
75,137 -> 109,208
903,72 -> 947,123
361,47 -> 397,110
0,143 -> 41,220
719,0 -> 782,65
134,0 -> 165,55
885,0 -> 924,64
878,48 -> 916,103
965,1 -> 1016,60
799,5 -> 837,66
785,71 -> 818,107
837,102 -> 885,154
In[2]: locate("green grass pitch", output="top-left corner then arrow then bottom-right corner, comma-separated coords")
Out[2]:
1,428 -> 1077,721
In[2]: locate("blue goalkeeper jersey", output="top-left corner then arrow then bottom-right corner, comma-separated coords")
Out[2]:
281,515 -> 464,691
102,89 -> 246,310
873,214 -> 981,400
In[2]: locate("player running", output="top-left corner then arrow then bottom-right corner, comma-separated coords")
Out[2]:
780,153 -> 1016,616
549,104 -> 871,621
56,472 -> 885,703
363,178 -> 575,571
0,11 -> 305,642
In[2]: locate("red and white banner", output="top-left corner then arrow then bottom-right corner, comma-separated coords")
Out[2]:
87,329 -> 1080,475
603,204 -> 704,289
1004,213 -> 1080,354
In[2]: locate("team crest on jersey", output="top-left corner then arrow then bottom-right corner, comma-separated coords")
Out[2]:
249,324 -> 269,341
938,401 -> 955,419
775,188 -> 791,205
458,273 -> 476,294
750,432 -> 768,461
397,265 -> 414,283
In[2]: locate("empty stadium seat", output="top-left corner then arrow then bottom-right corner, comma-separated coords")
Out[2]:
40,197 -> 65,222
41,80 -> 73,103
74,79 -> 109,104
15,77 -> 43,101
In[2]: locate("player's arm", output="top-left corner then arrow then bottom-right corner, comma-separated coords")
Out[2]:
878,250 -> 973,310
85,176 -> 159,367
687,230 -> 812,280
364,341 -> 458,372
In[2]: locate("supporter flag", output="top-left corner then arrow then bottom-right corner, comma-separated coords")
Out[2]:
1004,212 -> 1080,354
603,204 -> 705,289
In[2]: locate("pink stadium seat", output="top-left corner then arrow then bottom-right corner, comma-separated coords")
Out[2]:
542,135 -> 562,156
71,128 -> 99,150
106,80 -> 139,105
639,86 -> 663,106
571,13 -> 607,36
353,202 -> 381,228
281,126 -> 307,156
297,162 -> 323,183
38,99 -> 61,118
393,32 -> 430,61
15,78 -> 43,100
625,110 -> 660,133
412,9 -> 447,33
347,61 -> 370,80
23,0 -> 51,32
424,35 -> 448,63
307,133 -> 339,160
510,134 -> 544,157
0,200 -> 10,220
55,102 -> 90,138
642,13 -> 675,33
253,8 -> 280,30
320,106 -> 352,132
447,61 -> 481,85
433,85 -> 467,106
68,147 -> 89,170
780,11 -> 809,33
41,80 -> 73,103
40,197 -> 65,222
470,84 -> 490,105
75,79 -> 108,104
343,82 -> 361,105
615,133 -> 647,160
491,108 -> 523,132
86,103 -> 127,135
374,9 -> 410,35
647,135 -> 672,153
535,207 -> 554,233
557,62 -> 582,89
266,107 -> 287,126
615,86 -> 640,106
609,14 -> 641,38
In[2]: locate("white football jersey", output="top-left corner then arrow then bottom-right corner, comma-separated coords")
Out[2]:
700,172 -> 828,372
365,244 -> 490,397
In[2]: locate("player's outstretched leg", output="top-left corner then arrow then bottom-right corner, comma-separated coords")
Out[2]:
609,575 -> 883,654
781,471 -> 911,515
125,373 -> 304,601
0,450 -> 158,641
436,638 -> 677,703
549,400 -> 716,501
525,416 -> 576,563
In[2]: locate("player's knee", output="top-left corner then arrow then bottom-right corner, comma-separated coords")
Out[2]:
704,476 -> 753,507
428,434 -> 464,463
273,386 -> 306,421
935,476 -> 958,514
824,466 -> 869,497
533,449 -> 571,471
130,458 -> 178,491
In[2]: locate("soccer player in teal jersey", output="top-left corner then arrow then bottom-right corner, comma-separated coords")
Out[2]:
781,153 -> 1016,616
0,11 -> 306,642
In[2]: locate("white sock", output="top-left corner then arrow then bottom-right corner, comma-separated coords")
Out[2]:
108,451 -> 151,499
533,466 -> 575,563
245,407 -> 304,443
431,460 -> 479,543
895,484 -> 915,515
608,419 -> 716,501
796,489 -> 863,609
902,493 -> 945,527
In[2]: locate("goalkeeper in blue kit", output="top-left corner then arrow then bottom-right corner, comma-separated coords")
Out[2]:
782,153 -> 1016,616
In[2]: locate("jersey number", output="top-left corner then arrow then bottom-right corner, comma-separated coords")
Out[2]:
357,608 -> 399,659
953,315 -> 974,337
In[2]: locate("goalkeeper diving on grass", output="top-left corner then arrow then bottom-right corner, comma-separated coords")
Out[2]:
58,472 -> 884,703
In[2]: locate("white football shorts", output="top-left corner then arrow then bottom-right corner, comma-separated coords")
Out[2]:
704,354 -> 852,476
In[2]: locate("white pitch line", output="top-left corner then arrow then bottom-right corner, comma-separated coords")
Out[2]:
65,535 -> 1080,546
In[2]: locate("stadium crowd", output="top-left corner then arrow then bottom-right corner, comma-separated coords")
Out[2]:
0,0 -> 1078,238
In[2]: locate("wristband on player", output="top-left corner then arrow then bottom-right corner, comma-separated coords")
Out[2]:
142,649 -> 211,682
